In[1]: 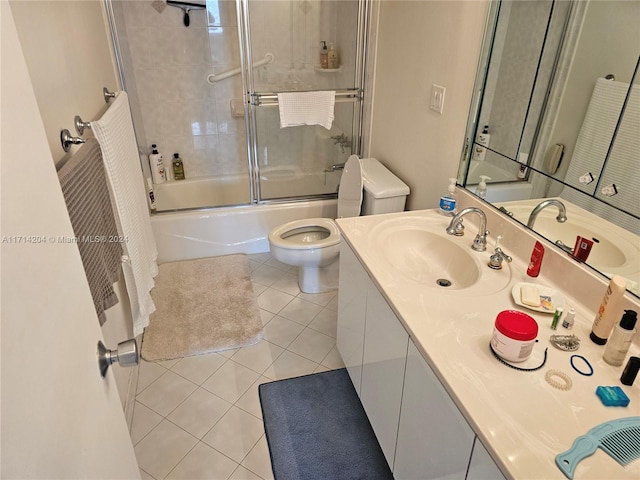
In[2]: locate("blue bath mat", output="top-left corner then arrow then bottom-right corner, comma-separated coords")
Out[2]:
259,368 -> 393,480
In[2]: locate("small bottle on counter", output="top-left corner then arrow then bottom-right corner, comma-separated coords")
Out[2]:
620,356 -> 640,386
590,275 -> 627,345
562,307 -> 575,329
526,241 -> 544,278
603,310 -> 637,366
172,153 -> 185,180
438,178 -> 457,216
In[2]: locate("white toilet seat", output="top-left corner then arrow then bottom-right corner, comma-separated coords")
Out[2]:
268,218 -> 340,250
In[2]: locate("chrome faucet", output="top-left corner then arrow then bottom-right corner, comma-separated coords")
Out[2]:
527,199 -> 567,229
326,162 -> 345,172
446,207 -> 489,252
488,247 -> 512,270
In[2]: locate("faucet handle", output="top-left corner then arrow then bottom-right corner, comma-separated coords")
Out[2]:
472,229 -> 490,252
488,246 -> 512,269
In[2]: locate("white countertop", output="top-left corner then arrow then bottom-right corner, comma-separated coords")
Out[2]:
337,206 -> 640,480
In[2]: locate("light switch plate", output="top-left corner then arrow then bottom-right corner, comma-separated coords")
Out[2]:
430,84 -> 446,114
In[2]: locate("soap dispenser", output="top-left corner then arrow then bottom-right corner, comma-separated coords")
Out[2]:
319,41 -> 328,69
439,178 -> 457,216
475,175 -> 491,199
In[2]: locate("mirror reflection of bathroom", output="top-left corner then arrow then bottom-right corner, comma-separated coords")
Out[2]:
459,0 -> 640,296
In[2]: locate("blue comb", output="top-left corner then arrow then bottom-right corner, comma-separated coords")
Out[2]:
555,416 -> 640,479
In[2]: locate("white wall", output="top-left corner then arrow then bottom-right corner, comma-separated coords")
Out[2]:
9,0 -> 137,413
368,0 -> 489,210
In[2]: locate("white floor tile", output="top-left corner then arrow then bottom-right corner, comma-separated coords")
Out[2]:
256,288 -> 294,314
235,375 -> 272,420
166,442 -> 238,480
201,360 -> 260,403
297,291 -> 336,307
170,353 -> 227,385
308,307 -> 338,338
321,345 -> 345,370
229,465 -> 262,480
202,406 -> 264,463
241,435 -> 274,480
262,315 -> 305,348
269,272 -> 300,296
251,264 -> 285,287
278,297 -> 323,325
134,420 -> 198,480
167,388 -> 232,439
137,360 -> 168,394
287,328 -> 336,364
131,401 -> 163,445
230,340 -> 284,374
262,350 -> 319,381
137,371 -> 198,417
259,309 -> 274,326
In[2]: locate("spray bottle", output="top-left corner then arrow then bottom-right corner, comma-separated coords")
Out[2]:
439,178 -> 458,216
475,175 -> 491,199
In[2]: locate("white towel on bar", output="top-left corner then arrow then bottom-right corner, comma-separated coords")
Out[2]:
92,91 -> 158,337
277,91 -> 335,130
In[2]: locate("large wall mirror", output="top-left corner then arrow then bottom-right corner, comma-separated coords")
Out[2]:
458,0 -> 640,297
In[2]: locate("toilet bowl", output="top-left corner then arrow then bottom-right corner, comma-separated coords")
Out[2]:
268,155 -> 409,293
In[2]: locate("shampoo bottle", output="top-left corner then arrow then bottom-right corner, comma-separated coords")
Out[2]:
172,153 -> 185,180
439,178 -> 457,216
603,310 -> 637,366
319,41 -> 328,69
328,43 -> 338,69
473,125 -> 490,161
149,144 -> 166,184
475,175 -> 491,199
590,275 -> 627,345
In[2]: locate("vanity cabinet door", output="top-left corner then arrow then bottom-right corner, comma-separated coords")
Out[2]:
360,280 -> 409,470
394,340 -> 475,480
337,242 -> 369,395
466,437 -> 506,480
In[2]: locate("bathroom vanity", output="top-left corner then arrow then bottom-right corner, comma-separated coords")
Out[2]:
336,189 -> 640,479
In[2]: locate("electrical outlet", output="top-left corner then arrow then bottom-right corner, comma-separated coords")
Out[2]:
430,84 -> 446,114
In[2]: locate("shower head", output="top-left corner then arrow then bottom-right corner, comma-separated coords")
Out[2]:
167,0 -> 206,27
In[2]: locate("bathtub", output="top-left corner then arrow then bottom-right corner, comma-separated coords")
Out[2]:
465,159 -> 533,203
151,198 -> 338,263
152,169 -> 341,211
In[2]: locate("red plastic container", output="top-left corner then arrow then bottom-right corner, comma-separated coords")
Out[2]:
491,310 -> 538,362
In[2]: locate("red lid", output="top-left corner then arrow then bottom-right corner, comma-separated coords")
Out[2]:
495,310 -> 538,341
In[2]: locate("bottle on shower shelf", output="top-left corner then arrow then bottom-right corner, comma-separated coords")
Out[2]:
328,43 -> 338,69
172,153 -> 185,180
149,144 -> 166,184
319,41 -> 328,69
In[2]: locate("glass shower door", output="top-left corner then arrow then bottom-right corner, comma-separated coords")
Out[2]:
242,0 -> 366,201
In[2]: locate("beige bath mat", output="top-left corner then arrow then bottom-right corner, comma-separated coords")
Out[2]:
141,254 -> 263,362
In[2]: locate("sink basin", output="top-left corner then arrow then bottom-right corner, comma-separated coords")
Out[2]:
379,228 -> 480,289
368,216 -> 511,294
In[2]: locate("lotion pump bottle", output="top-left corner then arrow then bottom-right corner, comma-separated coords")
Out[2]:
319,41 -> 328,69
439,178 -> 457,216
475,175 -> 491,199
149,144 -> 166,184
590,275 -> 627,345
603,310 -> 637,366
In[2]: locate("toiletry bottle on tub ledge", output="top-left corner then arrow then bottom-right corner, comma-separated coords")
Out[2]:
172,153 -> 185,180
149,144 -> 166,184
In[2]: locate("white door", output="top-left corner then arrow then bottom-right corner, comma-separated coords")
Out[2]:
1,4 -> 140,478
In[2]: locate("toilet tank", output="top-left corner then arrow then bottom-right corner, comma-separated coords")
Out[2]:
360,158 -> 410,215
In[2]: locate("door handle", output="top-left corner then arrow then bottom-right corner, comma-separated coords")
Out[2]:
97,339 -> 139,378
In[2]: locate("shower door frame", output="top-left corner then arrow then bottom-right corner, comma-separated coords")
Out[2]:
236,0 -> 371,205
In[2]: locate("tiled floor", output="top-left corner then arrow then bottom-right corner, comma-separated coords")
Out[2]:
132,253 -> 344,480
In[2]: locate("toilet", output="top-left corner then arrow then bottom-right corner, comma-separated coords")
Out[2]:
268,155 -> 410,293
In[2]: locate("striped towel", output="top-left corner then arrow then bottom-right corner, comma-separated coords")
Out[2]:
58,138 -> 121,325
277,91 -> 335,130
93,91 -> 158,337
